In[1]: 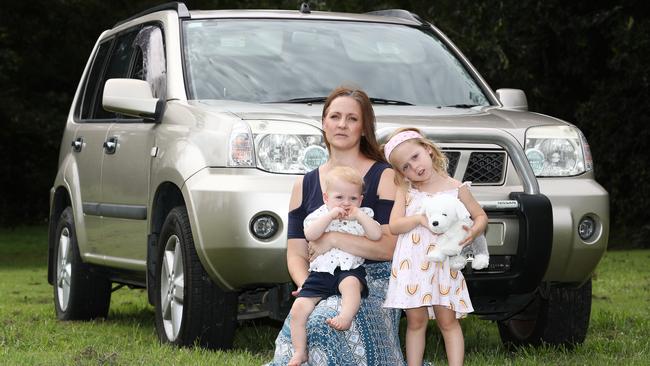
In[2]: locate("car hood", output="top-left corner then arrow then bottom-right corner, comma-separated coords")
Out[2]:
194,100 -> 571,144
195,100 -> 322,128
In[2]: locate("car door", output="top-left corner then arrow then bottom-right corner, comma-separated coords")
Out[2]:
70,39 -> 113,259
99,25 -> 166,270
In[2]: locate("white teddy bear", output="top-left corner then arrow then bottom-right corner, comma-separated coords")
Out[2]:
420,194 -> 490,271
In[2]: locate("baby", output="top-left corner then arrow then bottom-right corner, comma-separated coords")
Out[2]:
288,166 -> 382,366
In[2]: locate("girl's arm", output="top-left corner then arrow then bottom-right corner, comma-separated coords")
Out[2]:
458,184 -> 488,246
309,168 -> 398,261
286,177 -> 309,287
388,187 -> 427,235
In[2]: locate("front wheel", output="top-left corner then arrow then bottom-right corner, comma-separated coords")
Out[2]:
498,279 -> 592,348
53,207 -> 111,320
153,206 -> 238,349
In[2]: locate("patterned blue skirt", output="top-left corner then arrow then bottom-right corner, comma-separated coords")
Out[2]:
265,261 -> 405,366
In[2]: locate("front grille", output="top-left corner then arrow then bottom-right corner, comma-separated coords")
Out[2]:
441,149 -> 506,184
443,151 -> 460,176
463,152 -> 506,184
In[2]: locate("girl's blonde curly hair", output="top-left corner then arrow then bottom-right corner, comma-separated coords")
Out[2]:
381,127 -> 448,187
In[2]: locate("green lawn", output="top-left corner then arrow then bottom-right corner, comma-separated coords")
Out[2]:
1,226 -> 648,365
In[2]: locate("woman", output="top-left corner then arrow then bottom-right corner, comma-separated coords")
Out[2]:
267,87 -> 405,365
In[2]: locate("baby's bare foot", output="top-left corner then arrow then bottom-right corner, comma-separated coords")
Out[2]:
287,350 -> 308,366
326,315 -> 353,330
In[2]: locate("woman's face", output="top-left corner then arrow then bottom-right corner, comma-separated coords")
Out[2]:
322,96 -> 364,151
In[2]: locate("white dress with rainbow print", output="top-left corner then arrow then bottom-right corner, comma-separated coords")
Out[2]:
383,186 -> 474,319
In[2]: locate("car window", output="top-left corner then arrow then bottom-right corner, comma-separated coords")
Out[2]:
77,40 -> 112,120
133,25 -> 166,99
93,30 -> 139,120
77,25 -> 165,122
182,19 -> 490,107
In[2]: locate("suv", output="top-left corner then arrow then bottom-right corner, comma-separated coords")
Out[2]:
48,3 -> 609,349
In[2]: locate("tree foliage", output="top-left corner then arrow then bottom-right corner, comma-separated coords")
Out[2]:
0,0 -> 647,247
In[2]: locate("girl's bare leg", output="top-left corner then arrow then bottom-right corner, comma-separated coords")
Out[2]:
326,276 -> 362,330
405,307 -> 429,366
433,305 -> 464,366
288,297 -> 321,366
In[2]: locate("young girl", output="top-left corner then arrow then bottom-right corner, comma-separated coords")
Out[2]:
382,127 -> 487,366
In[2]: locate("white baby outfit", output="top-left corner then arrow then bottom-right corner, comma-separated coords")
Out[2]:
383,184 -> 475,319
304,205 -> 374,275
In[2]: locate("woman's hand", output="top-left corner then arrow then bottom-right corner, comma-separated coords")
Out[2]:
308,233 -> 335,261
291,286 -> 302,297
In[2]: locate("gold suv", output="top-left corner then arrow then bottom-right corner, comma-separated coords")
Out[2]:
48,3 -> 609,349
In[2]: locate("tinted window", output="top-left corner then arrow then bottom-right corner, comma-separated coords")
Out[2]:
78,41 -> 111,120
93,31 -> 139,119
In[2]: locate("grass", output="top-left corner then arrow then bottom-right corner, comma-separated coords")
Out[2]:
1,226 -> 648,365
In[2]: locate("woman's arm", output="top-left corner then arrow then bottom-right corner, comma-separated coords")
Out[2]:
458,184 -> 488,246
286,177 -> 309,287
309,168 -> 398,261
388,187 -> 427,235
287,238 -> 310,287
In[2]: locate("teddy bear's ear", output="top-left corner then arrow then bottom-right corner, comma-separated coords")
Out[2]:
455,198 -> 470,219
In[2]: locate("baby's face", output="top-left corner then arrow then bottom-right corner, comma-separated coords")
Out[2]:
324,178 -> 363,211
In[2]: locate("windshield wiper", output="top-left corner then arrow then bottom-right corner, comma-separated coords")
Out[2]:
370,97 -> 413,105
445,104 -> 479,108
265,97 -> 327,104
265,96 -> 413,106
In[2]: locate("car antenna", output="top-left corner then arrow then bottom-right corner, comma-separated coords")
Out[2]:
299,2 -> 311,14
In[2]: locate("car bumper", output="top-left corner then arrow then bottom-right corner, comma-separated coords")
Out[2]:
468,176 -> 608,318
539,177 -> 609,282
183,167 -> 295,290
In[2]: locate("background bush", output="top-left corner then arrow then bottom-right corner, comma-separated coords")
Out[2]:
1,0 -> 647,248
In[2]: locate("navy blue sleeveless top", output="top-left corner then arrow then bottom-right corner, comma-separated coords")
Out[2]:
287,161 -> 394,264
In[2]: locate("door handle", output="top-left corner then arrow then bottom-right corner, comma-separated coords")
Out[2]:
103,136 -> 118,154
71,137 -> 83,152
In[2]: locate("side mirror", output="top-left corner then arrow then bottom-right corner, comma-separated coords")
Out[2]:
496,88 -> 528,111
103,79 -> 163,122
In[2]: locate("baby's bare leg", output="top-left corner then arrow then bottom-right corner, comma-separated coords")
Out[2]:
288,296 -> 321,366
326,276 -> 362,331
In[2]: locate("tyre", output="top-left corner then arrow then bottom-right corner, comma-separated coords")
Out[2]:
498,279 -> 592,348
153,206 -> 238,349
53,207 -> 111,320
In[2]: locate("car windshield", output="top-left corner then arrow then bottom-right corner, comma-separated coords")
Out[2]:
182,19 -> 490,107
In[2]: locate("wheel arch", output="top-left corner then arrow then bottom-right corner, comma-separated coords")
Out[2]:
48,186 -> 72,285
147,181 -> 185,304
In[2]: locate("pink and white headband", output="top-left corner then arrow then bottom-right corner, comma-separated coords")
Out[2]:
384,130 -> 423,161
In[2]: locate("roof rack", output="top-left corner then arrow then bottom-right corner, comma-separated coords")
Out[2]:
114,1 -> 190,28
366,9 -> 424,25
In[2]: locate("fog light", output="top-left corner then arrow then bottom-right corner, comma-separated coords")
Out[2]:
250,214 -> 279,240
578,216 -> 596,241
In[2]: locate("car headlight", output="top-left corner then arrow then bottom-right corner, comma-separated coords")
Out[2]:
228,123 -> 256,167
524,125 -> 593,177
228,121 -> 328,174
